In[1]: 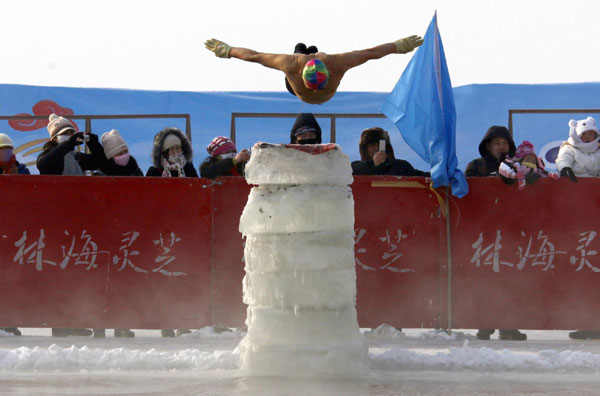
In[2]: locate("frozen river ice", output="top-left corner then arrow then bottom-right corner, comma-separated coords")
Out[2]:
2,327 -> 600,395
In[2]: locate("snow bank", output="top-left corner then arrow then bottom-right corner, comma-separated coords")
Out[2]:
0,344 -> 240,371
370,341 -> 600,373
3,343 -> 600,373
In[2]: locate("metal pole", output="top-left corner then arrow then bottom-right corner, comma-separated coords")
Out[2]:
446,189 -> 453,333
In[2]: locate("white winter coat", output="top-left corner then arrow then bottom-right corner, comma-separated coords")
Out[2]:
555,142 -> 600,177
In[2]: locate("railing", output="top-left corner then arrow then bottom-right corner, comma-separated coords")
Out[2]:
508,109 -> 600,136
230,112 -> 386,143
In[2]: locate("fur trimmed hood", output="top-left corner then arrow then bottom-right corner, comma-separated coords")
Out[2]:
151,127 -> 193,167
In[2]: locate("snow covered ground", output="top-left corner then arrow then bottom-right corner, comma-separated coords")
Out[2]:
2,326 -> 600,395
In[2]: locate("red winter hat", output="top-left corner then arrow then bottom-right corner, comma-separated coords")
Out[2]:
207,136 -> 236,157
514,141 -> 536,160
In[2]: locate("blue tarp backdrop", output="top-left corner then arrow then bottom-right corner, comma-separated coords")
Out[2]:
2,82 -> 600,174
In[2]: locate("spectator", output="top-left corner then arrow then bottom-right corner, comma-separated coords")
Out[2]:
0,133 -> 27,336
0,133 -> 29,175
37,114 -> 104,176
465,126 -> 516,177
498,141 -> 559,190
146,128 -> 198,177
555,117 -> 600,183
200,136 -> 249,179
290,113 -> 322,144
351,127 -> 429,176
98,129 -> 143,177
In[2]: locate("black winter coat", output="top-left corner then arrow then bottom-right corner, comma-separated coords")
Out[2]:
146,163 -> 198,177
351,159 -> 430,176
37,137 -> 104,175
200,157 -> 244,179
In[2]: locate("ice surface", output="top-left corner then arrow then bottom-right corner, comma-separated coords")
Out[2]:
244,143 -> 353,186
244,231 -> 355,273
243,267 -> 356,309
239,185 -> 354,235
4,329 -> 600,395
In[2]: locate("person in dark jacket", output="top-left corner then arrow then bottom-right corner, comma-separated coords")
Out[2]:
465,126 -> 516,177
200,136 -> 249,179
146,128 -> 197,178
0,133 -> 29,175
351,127 -> 429,176
98,129 -> 143,177
290,113 -> 322,144
37,114 -> 104,176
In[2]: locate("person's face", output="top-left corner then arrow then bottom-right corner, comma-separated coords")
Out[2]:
53,128 -> 75,142
115,149 -> 129,157
366,143 -> 380,161
0,147 -> 13,162
295,131 -> 316,143
486,137 -> 510,160
166,145 -> 182,157
581,130 -> 597,143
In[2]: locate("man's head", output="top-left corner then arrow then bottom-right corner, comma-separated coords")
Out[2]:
359,127 -> 395,161
0,133 -> 15,163
290,113 -> 322,144
478,126 -> 516,161
486,137 -> 510,161
302,59 -> 329,91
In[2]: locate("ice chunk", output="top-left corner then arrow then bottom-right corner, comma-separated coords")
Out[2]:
239,185 -> 354,234
244,143 -> 353,186
243,267 -> 356,309
244,231 -> 356,273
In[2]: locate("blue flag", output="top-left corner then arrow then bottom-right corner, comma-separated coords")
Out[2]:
382,12 -> 468,198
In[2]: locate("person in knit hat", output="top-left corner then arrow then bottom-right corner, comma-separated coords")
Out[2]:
351,127 -> 429,176
200,136 -> 249,179
204,35 -> 423,105
465,126 -> 516,177
146,127 -> 197,178
0,133 -> 30,175
498,141 -> 559,190
36,113 -> 104,176
98,129 -> 143,177
555,116 -> 600,182
290,113 -> 322,145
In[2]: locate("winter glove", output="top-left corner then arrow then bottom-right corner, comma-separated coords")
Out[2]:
205,38 -> 232,58
498,162 -> 516,180
394,35 -> 424,54
560,167 -> 578,182
67,132 -> 85,146
86,132 -> 99,144
525,171 -> 542,185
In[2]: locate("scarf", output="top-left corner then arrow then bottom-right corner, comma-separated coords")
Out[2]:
160,153 -> 186,177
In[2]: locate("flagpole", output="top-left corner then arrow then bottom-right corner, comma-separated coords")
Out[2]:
446,188 -> 453,333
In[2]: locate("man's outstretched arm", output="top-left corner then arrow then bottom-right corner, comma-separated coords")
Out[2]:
205,38 -> 292,71
333,35 -> 423,72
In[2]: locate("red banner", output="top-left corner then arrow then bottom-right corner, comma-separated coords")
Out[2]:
2,175 -> 600,330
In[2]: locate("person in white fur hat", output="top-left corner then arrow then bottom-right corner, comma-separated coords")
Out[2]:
555,116 -> 600,182
98,129 -> 143,176
146,127 -> 197,178
36,113 -> 104,176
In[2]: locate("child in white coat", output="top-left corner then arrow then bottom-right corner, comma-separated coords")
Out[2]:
556,116 -> 600,182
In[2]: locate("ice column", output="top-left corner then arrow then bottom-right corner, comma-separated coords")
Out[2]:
238,143 -> 368,377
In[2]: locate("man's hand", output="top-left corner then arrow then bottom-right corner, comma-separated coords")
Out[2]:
394,35 -> 424,54
373,151 -> 387,167
205,38 -> 232,58
234,149 -> 250,164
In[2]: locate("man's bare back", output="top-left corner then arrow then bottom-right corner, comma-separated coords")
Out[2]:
205,36 -> 423,105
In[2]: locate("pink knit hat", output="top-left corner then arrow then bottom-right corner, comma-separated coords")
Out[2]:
514,141 -> 536,160
207,136 -> 236,157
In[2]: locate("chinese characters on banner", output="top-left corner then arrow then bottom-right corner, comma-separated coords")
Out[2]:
13,229 -> 186,277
